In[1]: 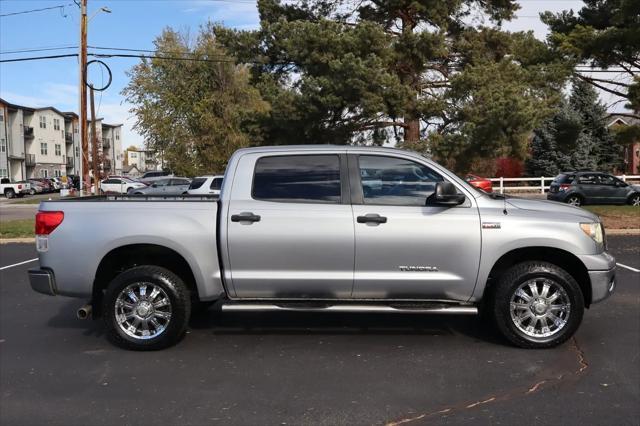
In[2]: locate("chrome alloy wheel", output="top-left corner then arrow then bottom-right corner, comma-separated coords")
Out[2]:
509,278 -> 571,339
115,282 -> 172,340
567,196 -> 581,206
631,195 -> 640,206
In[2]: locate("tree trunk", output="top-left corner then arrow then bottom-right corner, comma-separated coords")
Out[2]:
404,115 -> 420,143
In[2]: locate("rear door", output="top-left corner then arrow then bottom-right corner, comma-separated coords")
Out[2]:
575,173 -> 603,202
225,152 -> 354,299
350,154 -> 481,301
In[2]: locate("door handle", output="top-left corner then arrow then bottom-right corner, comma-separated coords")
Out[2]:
357,214 -> 387,224
231,212 -> 261,223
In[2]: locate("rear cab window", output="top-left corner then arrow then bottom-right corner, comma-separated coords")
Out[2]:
252,155 -> 341,203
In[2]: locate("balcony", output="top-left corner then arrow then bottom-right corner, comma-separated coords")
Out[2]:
66,157 -> 74,168
102,138 -> 111,149
103,159 -> 112,170
65,133 -> 73,144
24,126 -> 34,138
26,154 -> 36,167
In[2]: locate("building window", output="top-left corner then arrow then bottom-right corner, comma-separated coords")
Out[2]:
0,138 -> 5,153
41,142 -> 48,155
75,146 -> 79,157
0,169 -> 7,178
39,116 -> 46,129
131,152 -> 137,158
0,111 -> 4,121
41,169 -> 48,178
55,144 -> 61,156
54,169 -> 61,177
116,133 -> 119,140
53,118 -> 60,130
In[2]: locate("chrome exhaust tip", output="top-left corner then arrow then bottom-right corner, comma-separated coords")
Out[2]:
77,304 -> 92,320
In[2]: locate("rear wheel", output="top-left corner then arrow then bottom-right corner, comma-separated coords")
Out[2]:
4,189 -> 15,199
490,261 -> 584,349
102,266 -> 191,350
566,195 -> 582,207
628,193 -> 640,206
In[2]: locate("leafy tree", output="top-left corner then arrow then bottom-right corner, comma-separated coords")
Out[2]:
122,27 -> 269,175
215,0 -> 570,172
527,79 -> 623,175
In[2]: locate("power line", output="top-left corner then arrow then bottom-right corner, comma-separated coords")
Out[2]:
0,3 -> 74,18
0,46 -> 77,55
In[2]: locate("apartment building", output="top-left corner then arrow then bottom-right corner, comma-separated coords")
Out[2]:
126,148 -> 163,172
0,98 -> 123,180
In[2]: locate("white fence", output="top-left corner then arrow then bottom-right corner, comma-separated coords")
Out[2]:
489,175 -> 640,194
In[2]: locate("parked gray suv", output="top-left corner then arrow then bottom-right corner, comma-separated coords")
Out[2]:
548,171 -> 640,206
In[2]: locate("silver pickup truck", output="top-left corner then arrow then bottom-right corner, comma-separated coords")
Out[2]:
29,146 -> 616,350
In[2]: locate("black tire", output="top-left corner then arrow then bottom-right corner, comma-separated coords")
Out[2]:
490,261 -> 584,349
102,265 -> 191,350
565,195 -> 583,207
29,189 -> 36,195
4,189 -> 15,199
126,187 -> 133,193
99,189 -> 105,195
628,193 -> 640,207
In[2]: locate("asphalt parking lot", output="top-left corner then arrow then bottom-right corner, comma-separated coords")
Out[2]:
1,237 -> 638,426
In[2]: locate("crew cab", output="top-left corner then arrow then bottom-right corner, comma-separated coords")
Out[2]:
29,146 -> 616,350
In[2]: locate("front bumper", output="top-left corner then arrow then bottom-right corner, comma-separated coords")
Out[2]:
29,268 -> 57,296
589,267 -> 616,304
578,251 -> 616,304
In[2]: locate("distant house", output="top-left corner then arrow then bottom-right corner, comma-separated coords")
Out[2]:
122,164 -> 141,178
607,114 -> 640,174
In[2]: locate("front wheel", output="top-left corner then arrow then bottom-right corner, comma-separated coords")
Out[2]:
628,193 -> 640,206
490,261 -> 584,349
102,266 -> 191,350
566,195 -> 582,207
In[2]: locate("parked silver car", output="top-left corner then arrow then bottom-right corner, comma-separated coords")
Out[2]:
130,177 -> 191,195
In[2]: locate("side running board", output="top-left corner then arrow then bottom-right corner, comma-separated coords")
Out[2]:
221,303 -> 478,315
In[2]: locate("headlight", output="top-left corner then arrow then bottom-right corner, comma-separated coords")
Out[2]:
580,222 -> 604,246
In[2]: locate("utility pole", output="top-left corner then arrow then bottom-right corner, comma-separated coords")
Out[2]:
89,86 -> 100,191
79,0 -> 89,194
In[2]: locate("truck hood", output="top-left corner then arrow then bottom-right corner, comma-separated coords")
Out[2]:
506,197 -> 599,222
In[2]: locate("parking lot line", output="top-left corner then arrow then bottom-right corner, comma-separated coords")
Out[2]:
0,258 -> 38,271
617,263 -> 640,273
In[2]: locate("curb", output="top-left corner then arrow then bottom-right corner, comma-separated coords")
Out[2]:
0,238 -> 35,244
606,229 -> 640,235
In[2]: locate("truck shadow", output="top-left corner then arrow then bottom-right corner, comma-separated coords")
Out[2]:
189,310 -> 506,346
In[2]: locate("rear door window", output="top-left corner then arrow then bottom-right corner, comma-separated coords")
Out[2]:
577,174 -> 598,185
253,155 -> 341,203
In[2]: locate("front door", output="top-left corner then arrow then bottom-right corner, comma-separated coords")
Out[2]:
226,153 -> 354,299
597,174 -> 629,203
350,154 -> 481,301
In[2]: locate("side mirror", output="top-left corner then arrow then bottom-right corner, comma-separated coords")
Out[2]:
426,182 -> 466,207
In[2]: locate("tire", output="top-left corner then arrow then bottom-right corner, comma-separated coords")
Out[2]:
4,189 -> 15,199
102,266 -> 191,350
126,187 -> 133,193
29,189 -> 36,195
99,189 -> 105,195
565,195 -> 582,207
490,261 -> 584,349
628,193 -> 640,206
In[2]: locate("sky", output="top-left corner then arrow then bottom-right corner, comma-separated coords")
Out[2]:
0,0 -> 599,148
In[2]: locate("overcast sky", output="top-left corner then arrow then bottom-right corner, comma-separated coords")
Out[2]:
1,0 -> 616,148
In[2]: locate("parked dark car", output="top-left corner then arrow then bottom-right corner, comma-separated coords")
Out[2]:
547,171 -> 640,206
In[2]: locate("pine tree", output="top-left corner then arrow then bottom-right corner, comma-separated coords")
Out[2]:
527,79 -> 623,175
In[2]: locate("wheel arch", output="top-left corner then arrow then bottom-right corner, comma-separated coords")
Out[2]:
483,246 -> 592,308
92,244 -> 199,316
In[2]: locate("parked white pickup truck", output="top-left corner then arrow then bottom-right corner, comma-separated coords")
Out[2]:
0,178 -> 31,198
29,146 -> 615,350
